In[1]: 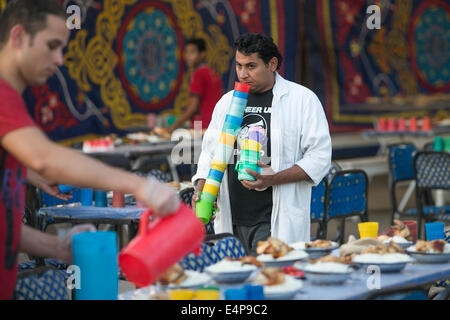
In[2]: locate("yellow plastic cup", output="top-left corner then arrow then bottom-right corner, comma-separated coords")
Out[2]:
170,289 -> 195,300
358,222 -> 379,239
195,289 -> 221,300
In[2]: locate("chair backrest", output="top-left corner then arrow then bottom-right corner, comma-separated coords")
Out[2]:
388,143 -> 417,182
179,236 -> 246,272
326,169 -> 368,219
179,187 -> 194,206
414,151 -> 450,190
148,169 -> 169,183
310,178 -> 327,222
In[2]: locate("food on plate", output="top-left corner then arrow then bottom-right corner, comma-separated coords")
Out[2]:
339,237 -> 384,257
152,127 -> 171,139
282,266 -> 305,278
157,263 -> 187,286
224,256 -> 263,268
414,240 -> 447,254
307,255 -> 353,265
305,239 -> 334,249
378,219 -> 412,241
253,268 -> 285,286
256,238 -> 293,258
206,259 -> 258,273
360,241 -> 405,255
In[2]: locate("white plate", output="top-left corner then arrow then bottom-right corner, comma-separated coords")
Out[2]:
406,246 -> 450,264
352,253 -> 413,273
261,275 -> 303,300
257,250 -> 309,267
159,270 -> 212,289
382,240 -> 414,249
204,261 -> 258,284
205,269 -> 255,284
304,242 -> 340,259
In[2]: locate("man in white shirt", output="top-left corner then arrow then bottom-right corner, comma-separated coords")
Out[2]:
192,33 -> 331,255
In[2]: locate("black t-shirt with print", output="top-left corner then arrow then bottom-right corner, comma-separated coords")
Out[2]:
227,89 -> 273,226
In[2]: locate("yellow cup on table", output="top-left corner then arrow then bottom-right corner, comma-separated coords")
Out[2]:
170,289 -> 195,300
358,222 -> 379,239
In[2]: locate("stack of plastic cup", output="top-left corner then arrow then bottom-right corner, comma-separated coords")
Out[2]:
397,118 -> 406,132
434,137 -> 444,151
387,118 -> 396,132
72,231 -> 118,300
445,137 -> 450,153
425,222 -> 445,241
112,191 -> 125,208
358,222 -> 379,239
225,288 -> 248,300
421,116 -> 432,131
377,118 -> 387,131
94,190 -> 107,207
409,117 -> 418,132
80,188 -> 93,206
243,284 -> 265,300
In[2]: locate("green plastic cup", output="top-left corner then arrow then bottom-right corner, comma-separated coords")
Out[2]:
195,200 -> 213,224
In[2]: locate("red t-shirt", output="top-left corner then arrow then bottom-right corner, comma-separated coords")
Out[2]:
189,64 -> 223,129
0,78 -> 35,300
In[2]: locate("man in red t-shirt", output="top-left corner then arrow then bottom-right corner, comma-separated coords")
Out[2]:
167,38 -> 223,133
0,0 -> 180,300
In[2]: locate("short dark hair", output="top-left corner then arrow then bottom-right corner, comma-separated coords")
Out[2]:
185,38 -> 206,53
234,33 -> 283,70
0,0 -> 66,48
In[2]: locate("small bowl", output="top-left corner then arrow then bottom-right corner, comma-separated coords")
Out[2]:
204,269 -> 255,284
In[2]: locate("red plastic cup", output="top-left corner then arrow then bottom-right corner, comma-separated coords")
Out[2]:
112,191 -> 125,208
378,118 -> 387,131
387,118 -> 396,132
409,117 -> 418,132
397,118 -> 406,132
403,220 -> 417,242
421,116 -> 432,131
119,203 -> 205,287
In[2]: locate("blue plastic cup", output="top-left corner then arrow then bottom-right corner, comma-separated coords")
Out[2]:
425,222 -> 445,241
58,184 -> 77,194
243,284 -> 265,300
72,231 -> 118,300
224,288 -> 248,300
434,137 -> 444,151
94,190 -> 107,207
80,188 -> 93,206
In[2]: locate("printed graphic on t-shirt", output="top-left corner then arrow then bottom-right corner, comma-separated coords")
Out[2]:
236,106 -> 271,165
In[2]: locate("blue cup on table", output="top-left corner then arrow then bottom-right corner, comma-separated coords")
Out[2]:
72,231 -> 118,300
94,190 -> 107,207
80,188 -> 93,206
243,284 -> 265,300
224,288 -> 248,300
425,222 -> 445,241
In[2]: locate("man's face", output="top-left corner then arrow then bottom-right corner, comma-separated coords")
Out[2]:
235,50 -> 277,93
17,15 -> 70,86
184,44 -> 205,69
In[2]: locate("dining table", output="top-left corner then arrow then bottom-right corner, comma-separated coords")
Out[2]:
119,248 -> 450,300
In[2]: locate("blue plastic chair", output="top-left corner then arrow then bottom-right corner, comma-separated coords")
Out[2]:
310,178 -> 327,240
14,266 -> 70,300
324,169 -> 369,244
414,151 -> 450,239
179,236 -> 246,272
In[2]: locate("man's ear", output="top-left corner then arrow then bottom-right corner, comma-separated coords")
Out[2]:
269,57 -> 278,72
9,24 -> 28,49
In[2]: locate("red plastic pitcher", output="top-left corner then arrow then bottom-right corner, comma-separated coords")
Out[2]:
118,203 -> 205,287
